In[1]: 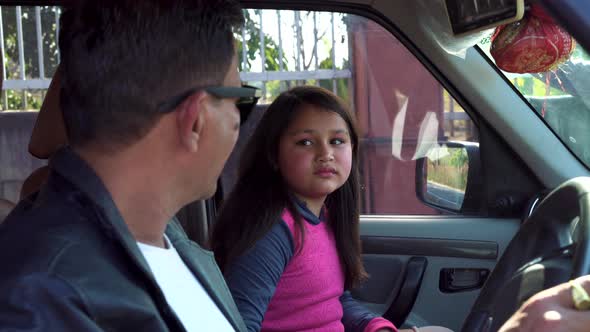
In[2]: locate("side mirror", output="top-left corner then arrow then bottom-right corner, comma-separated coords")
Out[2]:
415,141 -> 483,214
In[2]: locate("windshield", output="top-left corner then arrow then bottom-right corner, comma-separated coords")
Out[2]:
478,35 -> 590,168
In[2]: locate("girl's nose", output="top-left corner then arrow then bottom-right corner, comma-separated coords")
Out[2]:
318,154 -> 334,162
317,144 -> 335,162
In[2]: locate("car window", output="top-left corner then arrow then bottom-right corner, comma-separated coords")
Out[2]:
0,6 -> 58,205
478,31 -> 590,169
224,9 -> 482,216
0,6 -> 484,216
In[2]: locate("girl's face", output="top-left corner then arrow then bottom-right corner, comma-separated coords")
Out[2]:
277,105 -> 353,206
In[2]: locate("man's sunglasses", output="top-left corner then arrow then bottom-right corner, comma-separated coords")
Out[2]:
157,84 -> 262,123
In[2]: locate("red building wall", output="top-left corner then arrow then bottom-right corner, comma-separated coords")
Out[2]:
350,19 -> 444,214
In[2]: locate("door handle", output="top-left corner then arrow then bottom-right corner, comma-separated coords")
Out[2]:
440,268 -> 489,293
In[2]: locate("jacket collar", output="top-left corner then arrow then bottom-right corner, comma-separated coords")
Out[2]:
50,147 -> 245,331
166,222 -> 246,331
50,147 -> 154,278
290,194 -> 325,225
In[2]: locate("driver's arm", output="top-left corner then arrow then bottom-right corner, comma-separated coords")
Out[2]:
499,275 -> 590,332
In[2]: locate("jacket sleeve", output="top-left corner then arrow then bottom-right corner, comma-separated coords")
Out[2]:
223,220 -> 294,332
0,274 -> 103,331
340,291 -> 397,332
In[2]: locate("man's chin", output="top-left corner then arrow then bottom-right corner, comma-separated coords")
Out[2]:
198,183 -> 218,201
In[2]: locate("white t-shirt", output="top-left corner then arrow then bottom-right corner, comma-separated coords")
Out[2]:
137,236 -> 235,332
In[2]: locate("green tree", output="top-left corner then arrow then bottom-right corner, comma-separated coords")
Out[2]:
237,10 -> 288,73
238,10 -> 351,102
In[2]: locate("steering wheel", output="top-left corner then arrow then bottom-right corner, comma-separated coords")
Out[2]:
461,177 -> 590,332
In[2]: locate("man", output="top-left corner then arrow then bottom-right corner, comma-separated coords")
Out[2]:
0,1 -> 257,331
500,275 -> 590,331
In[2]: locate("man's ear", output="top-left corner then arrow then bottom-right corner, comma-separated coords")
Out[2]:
176,91 -> 208,153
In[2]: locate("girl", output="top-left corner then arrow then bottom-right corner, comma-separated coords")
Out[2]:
211,86 -> 447,332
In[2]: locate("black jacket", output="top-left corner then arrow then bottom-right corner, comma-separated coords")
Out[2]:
0,147 -> 246,332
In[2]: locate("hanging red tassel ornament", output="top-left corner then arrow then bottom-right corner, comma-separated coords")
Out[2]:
490,5 -> 576,74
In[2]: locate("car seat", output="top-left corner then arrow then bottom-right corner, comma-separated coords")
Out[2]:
0,198 -> 15,224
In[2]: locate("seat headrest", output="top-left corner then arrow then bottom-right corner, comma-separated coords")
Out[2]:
0,198 -> 15,224
20,166 -> 51,200
29,64 -> 67,159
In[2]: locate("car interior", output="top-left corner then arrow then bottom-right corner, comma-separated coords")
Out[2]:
0,0 -> 589,331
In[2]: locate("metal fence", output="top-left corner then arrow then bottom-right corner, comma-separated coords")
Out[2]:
1,6 -> 59,88
239,10 -> 352,100
0,7 -> 471,137
0,7 -> 351,110
0,6 -> 60,110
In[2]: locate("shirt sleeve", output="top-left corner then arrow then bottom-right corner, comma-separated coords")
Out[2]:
340,291 -> 397,332
0,274 -> 103,331
223,220 -> 294,332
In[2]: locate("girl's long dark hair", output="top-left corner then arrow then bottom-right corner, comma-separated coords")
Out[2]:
210,86 -> 367,289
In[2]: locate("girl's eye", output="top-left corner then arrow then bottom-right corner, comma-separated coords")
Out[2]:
296,139 -> 313,146
331,138 -> 346,145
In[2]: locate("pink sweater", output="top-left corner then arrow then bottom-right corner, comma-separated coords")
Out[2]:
260,210 -> 396,332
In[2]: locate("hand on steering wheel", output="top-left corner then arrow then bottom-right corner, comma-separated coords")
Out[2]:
498,275 -> 590,332
462,177 -> 590,332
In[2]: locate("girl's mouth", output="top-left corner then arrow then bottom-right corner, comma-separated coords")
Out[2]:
314,167 -> 337,177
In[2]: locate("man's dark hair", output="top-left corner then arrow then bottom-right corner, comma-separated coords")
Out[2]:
59,0 -> 244,149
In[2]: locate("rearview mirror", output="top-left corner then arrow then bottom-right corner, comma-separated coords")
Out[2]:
416,141 -> 483,214
444,0 -> 525,35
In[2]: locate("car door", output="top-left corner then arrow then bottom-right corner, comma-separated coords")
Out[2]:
327,7 -> 538,330
339,1 -> 589,330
